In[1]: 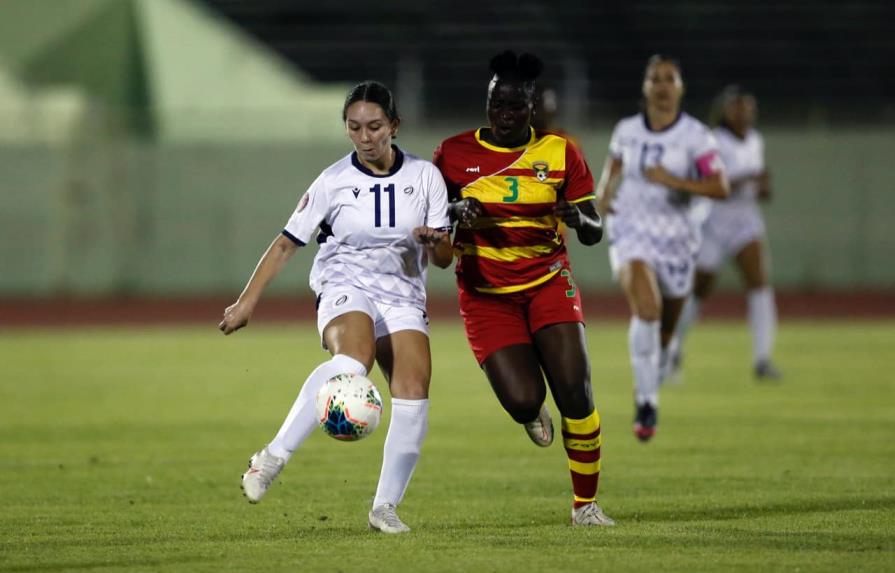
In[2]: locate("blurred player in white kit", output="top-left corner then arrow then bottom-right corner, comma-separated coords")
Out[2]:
669,85 -> 782,381
596,55 -> 730,441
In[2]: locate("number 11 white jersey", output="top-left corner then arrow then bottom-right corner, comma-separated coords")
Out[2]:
283,147 -> 451,309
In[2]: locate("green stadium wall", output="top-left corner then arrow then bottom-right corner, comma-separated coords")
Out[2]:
1,127 -> 893,297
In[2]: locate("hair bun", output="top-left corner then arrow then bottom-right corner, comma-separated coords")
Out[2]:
489,51 -> 543,81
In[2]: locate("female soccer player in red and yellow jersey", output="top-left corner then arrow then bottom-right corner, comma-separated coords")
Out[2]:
434,51 -> 614,526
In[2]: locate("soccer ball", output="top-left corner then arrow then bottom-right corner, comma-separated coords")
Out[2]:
315,373 -> 383,441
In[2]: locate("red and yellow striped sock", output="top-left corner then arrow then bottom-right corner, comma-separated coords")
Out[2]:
561,410 -> 602,509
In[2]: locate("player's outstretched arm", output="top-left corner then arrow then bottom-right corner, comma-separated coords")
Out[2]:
219,234 -> 300,335
555,199 -> 603,246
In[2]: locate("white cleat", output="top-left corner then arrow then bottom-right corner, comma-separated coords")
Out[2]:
368,503 -> 411,534
241,447 -> 285,504
524,403 -> 554,447
571,502 -> 616,526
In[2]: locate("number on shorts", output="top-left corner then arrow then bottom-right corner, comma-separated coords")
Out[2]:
560,269 -> 577,298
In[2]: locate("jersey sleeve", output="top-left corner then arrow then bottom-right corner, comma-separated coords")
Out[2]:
433,140 -> 462,201
283,172 -> 329,245
562,139 -> 596,203
425,164 -> 452,231
692,127 -> 725,179
608,121 -> 624,160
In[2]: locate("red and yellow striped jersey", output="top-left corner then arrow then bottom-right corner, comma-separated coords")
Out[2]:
434,127 -> 595,294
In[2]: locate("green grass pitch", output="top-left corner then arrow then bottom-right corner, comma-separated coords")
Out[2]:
1,321 -> 893,572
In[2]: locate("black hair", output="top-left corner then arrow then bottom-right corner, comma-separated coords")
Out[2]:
489,50 -> 543,99
710,84 -> 754,128
644,54 -> 683,78
342,80 -> 399,122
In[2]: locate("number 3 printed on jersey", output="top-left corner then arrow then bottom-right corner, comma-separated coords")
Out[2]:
369,183 -> 396,227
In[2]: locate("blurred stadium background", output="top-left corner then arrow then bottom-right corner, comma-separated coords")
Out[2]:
1,0 -> 893,314
3,4 -> 894,571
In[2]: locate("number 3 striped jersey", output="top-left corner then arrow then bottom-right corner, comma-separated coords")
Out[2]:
283,147 -> 450,308
434,128 -> 595,294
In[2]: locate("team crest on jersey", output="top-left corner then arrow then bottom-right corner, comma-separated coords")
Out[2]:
532,161 -> 549,182
297,192 -> 310,213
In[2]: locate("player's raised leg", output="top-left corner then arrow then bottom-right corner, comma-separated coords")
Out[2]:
482,344 -> 551,443
368,327 -> 432,534
242,311 -> 374,503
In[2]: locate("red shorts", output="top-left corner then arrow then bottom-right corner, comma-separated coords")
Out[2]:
458,268 -> 586,364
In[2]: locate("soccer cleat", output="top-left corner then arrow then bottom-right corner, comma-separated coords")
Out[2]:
368,503 -> 411,534
241,447 -> 285,503
523,403 -> 554,447
754,360 -> 782,381
571,502 -> 616,526
633,402 -> 658,442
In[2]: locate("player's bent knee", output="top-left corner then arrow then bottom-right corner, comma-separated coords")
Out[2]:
389,377 -> 430,400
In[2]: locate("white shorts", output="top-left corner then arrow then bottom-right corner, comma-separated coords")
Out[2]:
696,202 -> 765,272
316,284 -> 429,345
609,239 -> 694,299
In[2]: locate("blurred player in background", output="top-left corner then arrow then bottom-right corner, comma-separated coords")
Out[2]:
219,81 -> 453,534
669,86 -> 781,380
435,51 -> 614,526
596,55 -> 730,441
532,85 -> 579,148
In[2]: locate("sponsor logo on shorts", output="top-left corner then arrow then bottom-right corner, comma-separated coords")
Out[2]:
334,295 -> 348,306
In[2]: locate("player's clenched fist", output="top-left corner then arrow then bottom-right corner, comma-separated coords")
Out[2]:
219,301 -> 253,335
412,226 -> 449,246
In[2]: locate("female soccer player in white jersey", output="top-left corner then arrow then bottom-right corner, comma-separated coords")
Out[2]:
670,86 -> 781,380
596,55 -> 730,441
219,81 -> 453,534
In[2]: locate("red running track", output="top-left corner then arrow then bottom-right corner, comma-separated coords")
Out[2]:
2,291 -> 894,327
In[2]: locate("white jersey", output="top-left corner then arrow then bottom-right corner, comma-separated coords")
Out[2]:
607,112 -> 723,260
713,126 -> 764,204
284,148 -> 451,309
696,127 -> 767,270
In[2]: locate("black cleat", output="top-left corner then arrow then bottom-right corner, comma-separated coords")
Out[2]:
754,360 -> 782,382
633,403 -> 657,442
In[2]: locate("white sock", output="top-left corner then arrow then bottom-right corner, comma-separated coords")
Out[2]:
373,398 -> 429,507
629,317 -> 660,407
267,354 -> 367,461
674,295 -> 702,358
748,286 -> 777,365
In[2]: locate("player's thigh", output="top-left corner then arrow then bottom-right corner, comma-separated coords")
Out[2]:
375,329 -> 431,400
618,259 -> 662,320
482,344 -> 547,417
322,311 -> 376,371
693,269 -> 717,299
734,239 -> 768,289
660,296 -> 687,346
318,286 -> 378,370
